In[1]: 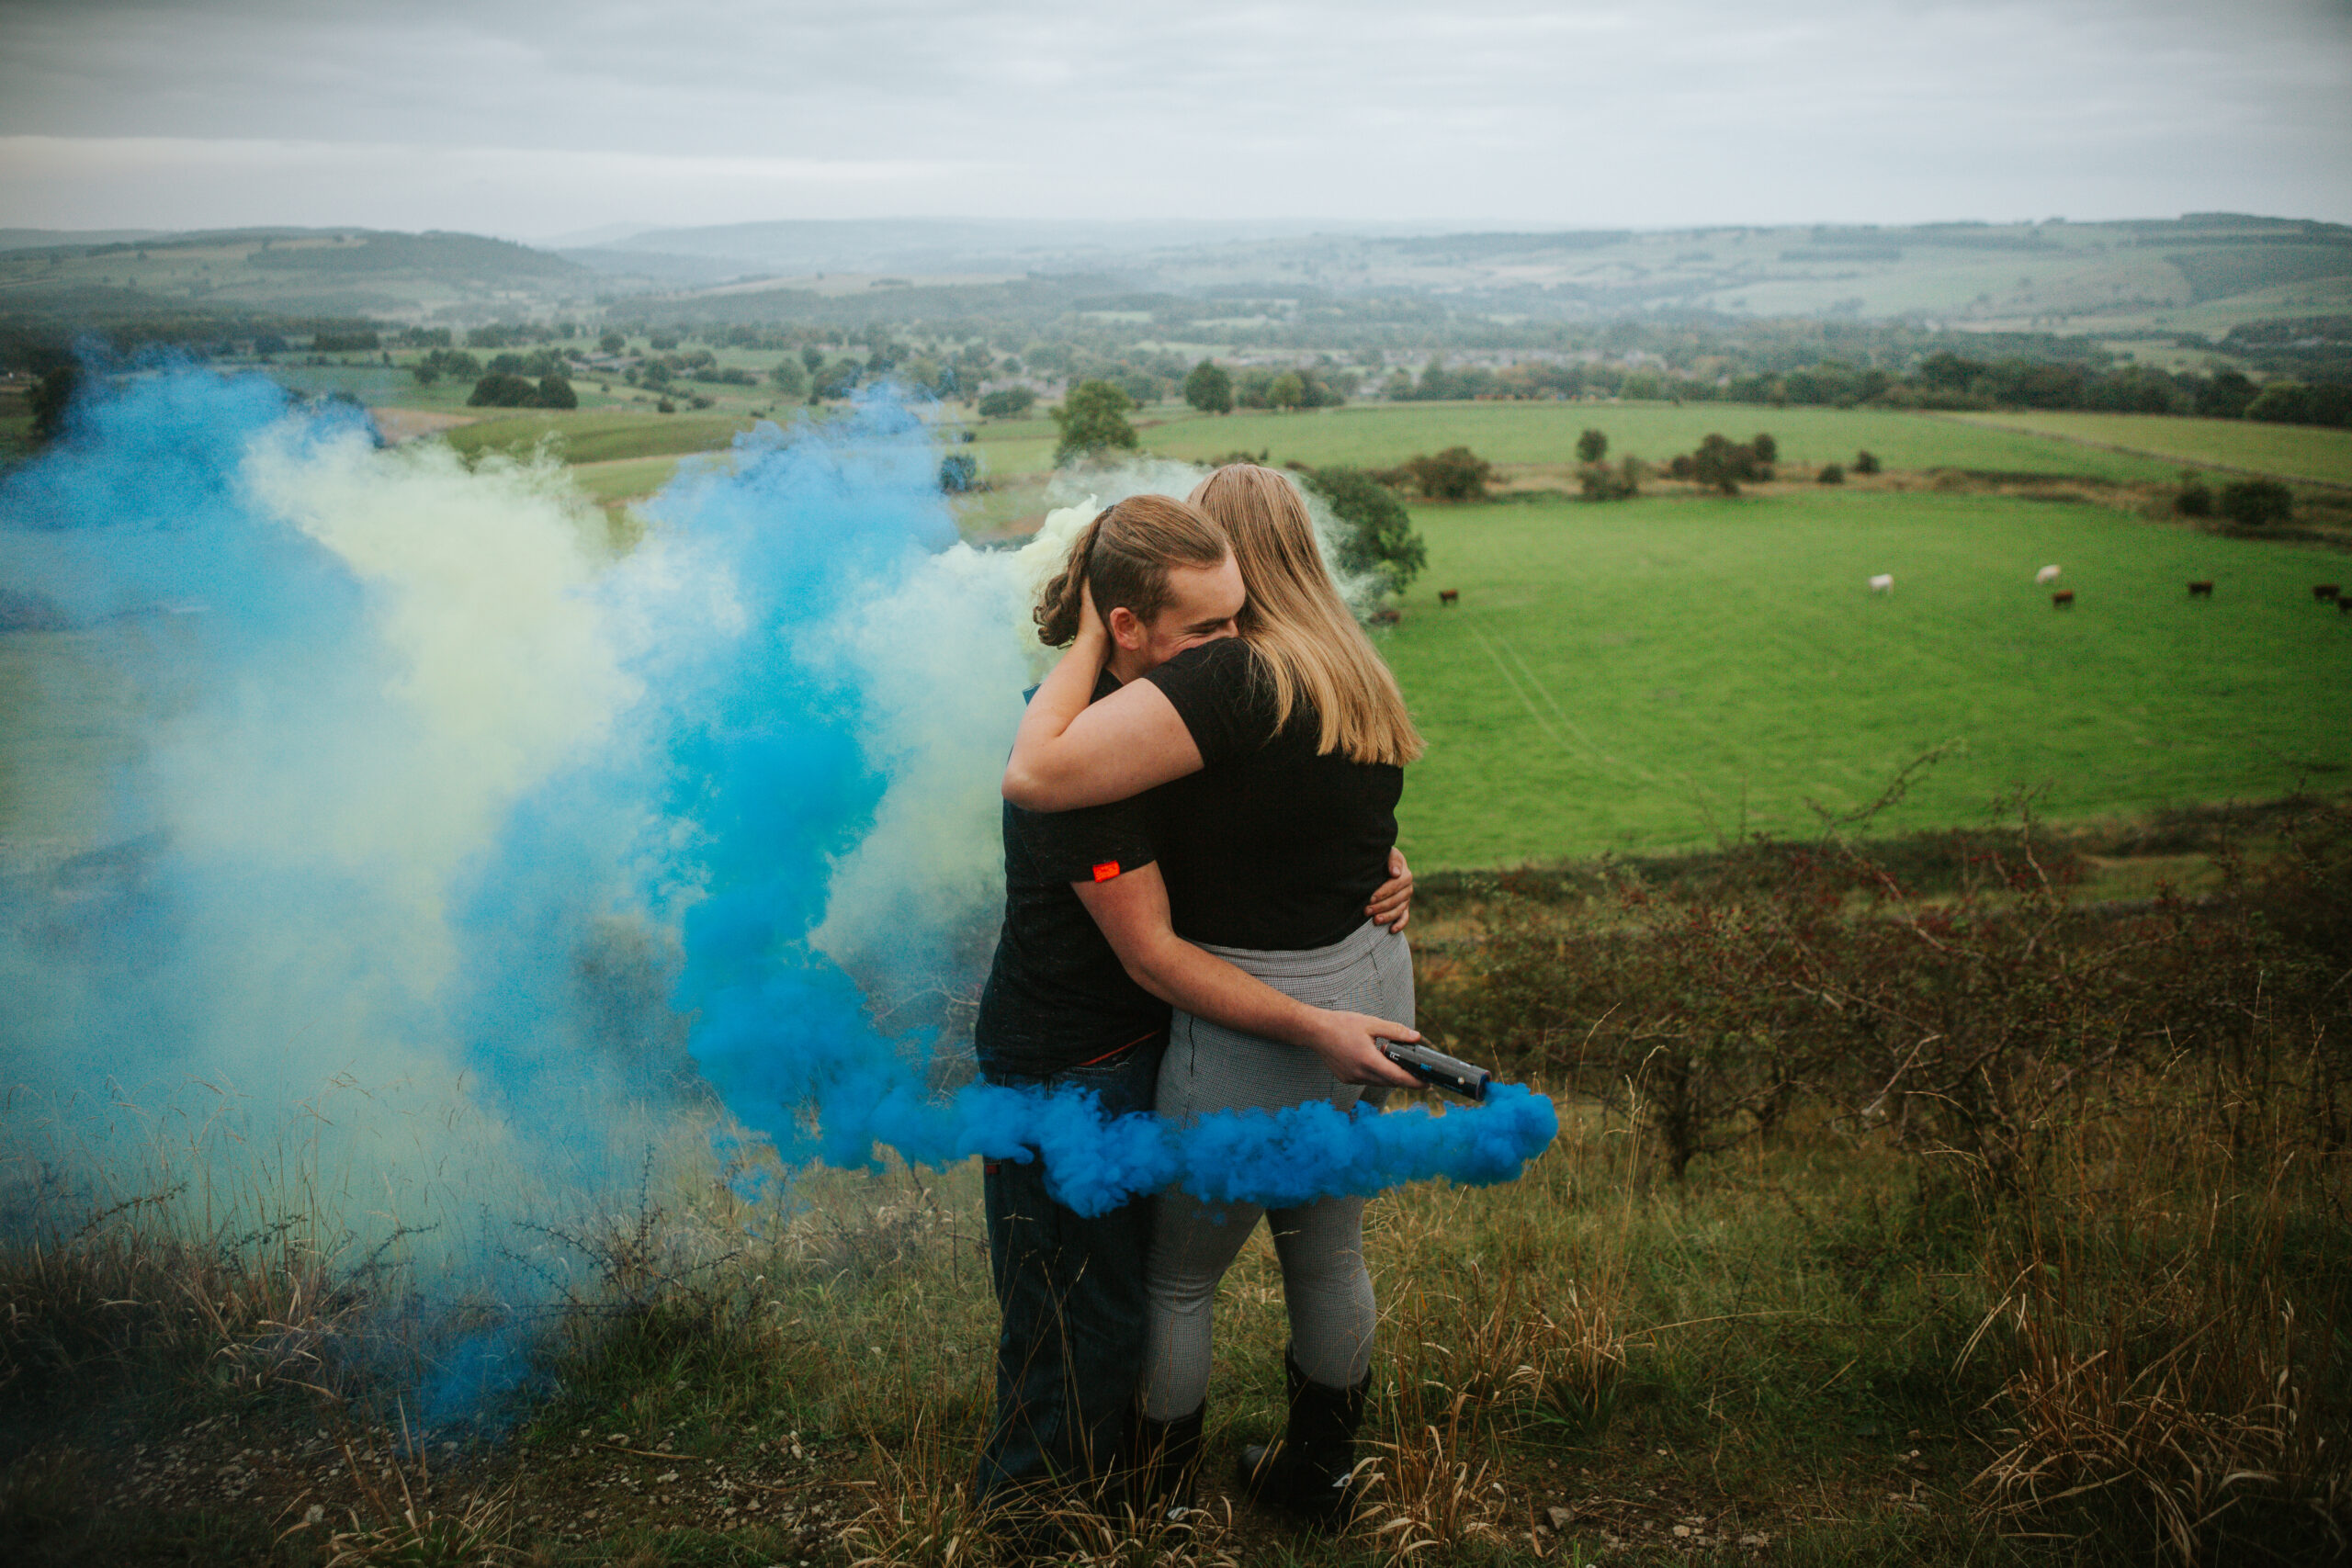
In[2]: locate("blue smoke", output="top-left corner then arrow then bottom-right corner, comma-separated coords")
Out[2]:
0,368 -> 1555,1422
619,393 -> 1555,1216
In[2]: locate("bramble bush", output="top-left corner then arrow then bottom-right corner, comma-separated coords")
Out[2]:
1426,795 -> 2352,1191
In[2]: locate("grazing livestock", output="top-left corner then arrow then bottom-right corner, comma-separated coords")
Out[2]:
2052,591 -> 2075,609
2035,565 -> 2062,585
1370,606 -> 1401,626
2318,585 -> 2343,603
2188,581 -> 2214,598
1868,574 -> 1894,593
2341,596 -> 2352,615
1439,589 -> 1460,605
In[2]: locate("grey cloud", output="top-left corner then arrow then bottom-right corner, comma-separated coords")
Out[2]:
0,0 -> 2345,230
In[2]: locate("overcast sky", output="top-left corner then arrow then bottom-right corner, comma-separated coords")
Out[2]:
2,0 -> 2347,240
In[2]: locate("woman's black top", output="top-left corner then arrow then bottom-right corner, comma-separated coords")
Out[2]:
1143,636 -> 1402,952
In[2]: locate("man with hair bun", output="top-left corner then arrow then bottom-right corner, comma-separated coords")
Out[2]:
1004,465 -> 1430,1528
975,494 -> 1416,1550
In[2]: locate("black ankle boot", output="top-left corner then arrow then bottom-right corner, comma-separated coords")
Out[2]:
1238,1347 -> 1372,1525
1130,1404 -> 1204,1520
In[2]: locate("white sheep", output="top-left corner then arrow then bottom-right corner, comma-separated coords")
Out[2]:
2035,564 -> 2062,585
1868,574 -> 1894,593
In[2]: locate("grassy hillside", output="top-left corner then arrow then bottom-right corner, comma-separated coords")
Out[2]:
1943,409 -> 2352,486
1382,490 -> 2352,866
0,228 -> 595,321
1116,402 -> 2185,482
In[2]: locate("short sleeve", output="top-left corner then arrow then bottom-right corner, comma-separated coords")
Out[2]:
1142,637 -> 1272,766
1021,796 -> 1158,886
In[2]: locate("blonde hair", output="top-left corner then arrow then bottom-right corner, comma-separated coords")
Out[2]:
1033,493 -> 1227,646
1186,465 -> 1423,766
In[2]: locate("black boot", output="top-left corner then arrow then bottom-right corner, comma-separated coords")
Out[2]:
1238,1347 -> 1372,1525
1128,1404 -> 1204,1521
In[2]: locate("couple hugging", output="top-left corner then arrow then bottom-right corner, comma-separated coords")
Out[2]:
973,462 -> 1427,1541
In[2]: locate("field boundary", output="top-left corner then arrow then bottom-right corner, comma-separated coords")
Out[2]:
1921,411 -> 2352,491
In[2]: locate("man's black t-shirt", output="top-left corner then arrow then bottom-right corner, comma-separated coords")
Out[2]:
1144,636 -> 1402,952
974,671 -> 1170,1082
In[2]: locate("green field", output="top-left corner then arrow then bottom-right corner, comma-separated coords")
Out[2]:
962,413 -> 1062,479
1945,409 -> 2352,487
442,406 -> 767,465
966,401 -> 2192,483
0,628 -> 148,852
1382,490 -> 2352,866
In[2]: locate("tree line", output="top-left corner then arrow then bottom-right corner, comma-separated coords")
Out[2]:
1380,351 -> 2352,429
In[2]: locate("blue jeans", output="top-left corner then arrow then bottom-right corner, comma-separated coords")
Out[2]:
974,1034 -> 1165,1513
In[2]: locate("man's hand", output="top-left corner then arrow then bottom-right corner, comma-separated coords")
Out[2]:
1301,1010 -> 1423,1089
1366,846 -> 1413,932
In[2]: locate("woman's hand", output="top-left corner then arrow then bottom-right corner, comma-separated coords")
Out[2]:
1299,1010 -> 1423,1089
1073,577 -> 1110,658
1366,847 -> 1413,932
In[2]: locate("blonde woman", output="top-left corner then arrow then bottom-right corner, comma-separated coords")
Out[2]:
1003,464 -> 1424,1523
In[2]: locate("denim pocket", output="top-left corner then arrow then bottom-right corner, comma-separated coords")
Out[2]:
1060,1036 -> 1166,1120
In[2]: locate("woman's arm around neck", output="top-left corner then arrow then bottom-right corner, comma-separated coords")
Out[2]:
1002,603 -> 1209,812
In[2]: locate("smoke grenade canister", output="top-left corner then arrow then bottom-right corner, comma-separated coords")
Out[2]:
1380,1041 -> 1491,1102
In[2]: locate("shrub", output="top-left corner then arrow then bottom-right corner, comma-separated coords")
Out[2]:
1578,457 -> 1641,502
417,348 -> 480,380
766,358 -> 808,398
1050,380 -> 1139,467
976,387 -> 1035,419
535,374 -> 577,410
938,453 -> 979,493
812,360 -> 861,400
467,372 -> 538,409
1301,466 -> 1427,597
1853,449 -> 1882,475
1183,359 -> 1234,414
1391,446 -> 1493,501
2176,475 -> 2214,516
1817,462 -> 1846,485
655,398 -> 675,414
2218,478 -> 2293,527
1576,428 -> 1608,464
1687,433 -> 1770,494
1750,432 -> 1778,464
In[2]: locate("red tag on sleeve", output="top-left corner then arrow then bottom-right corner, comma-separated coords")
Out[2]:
1091,861 -> 1121,882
